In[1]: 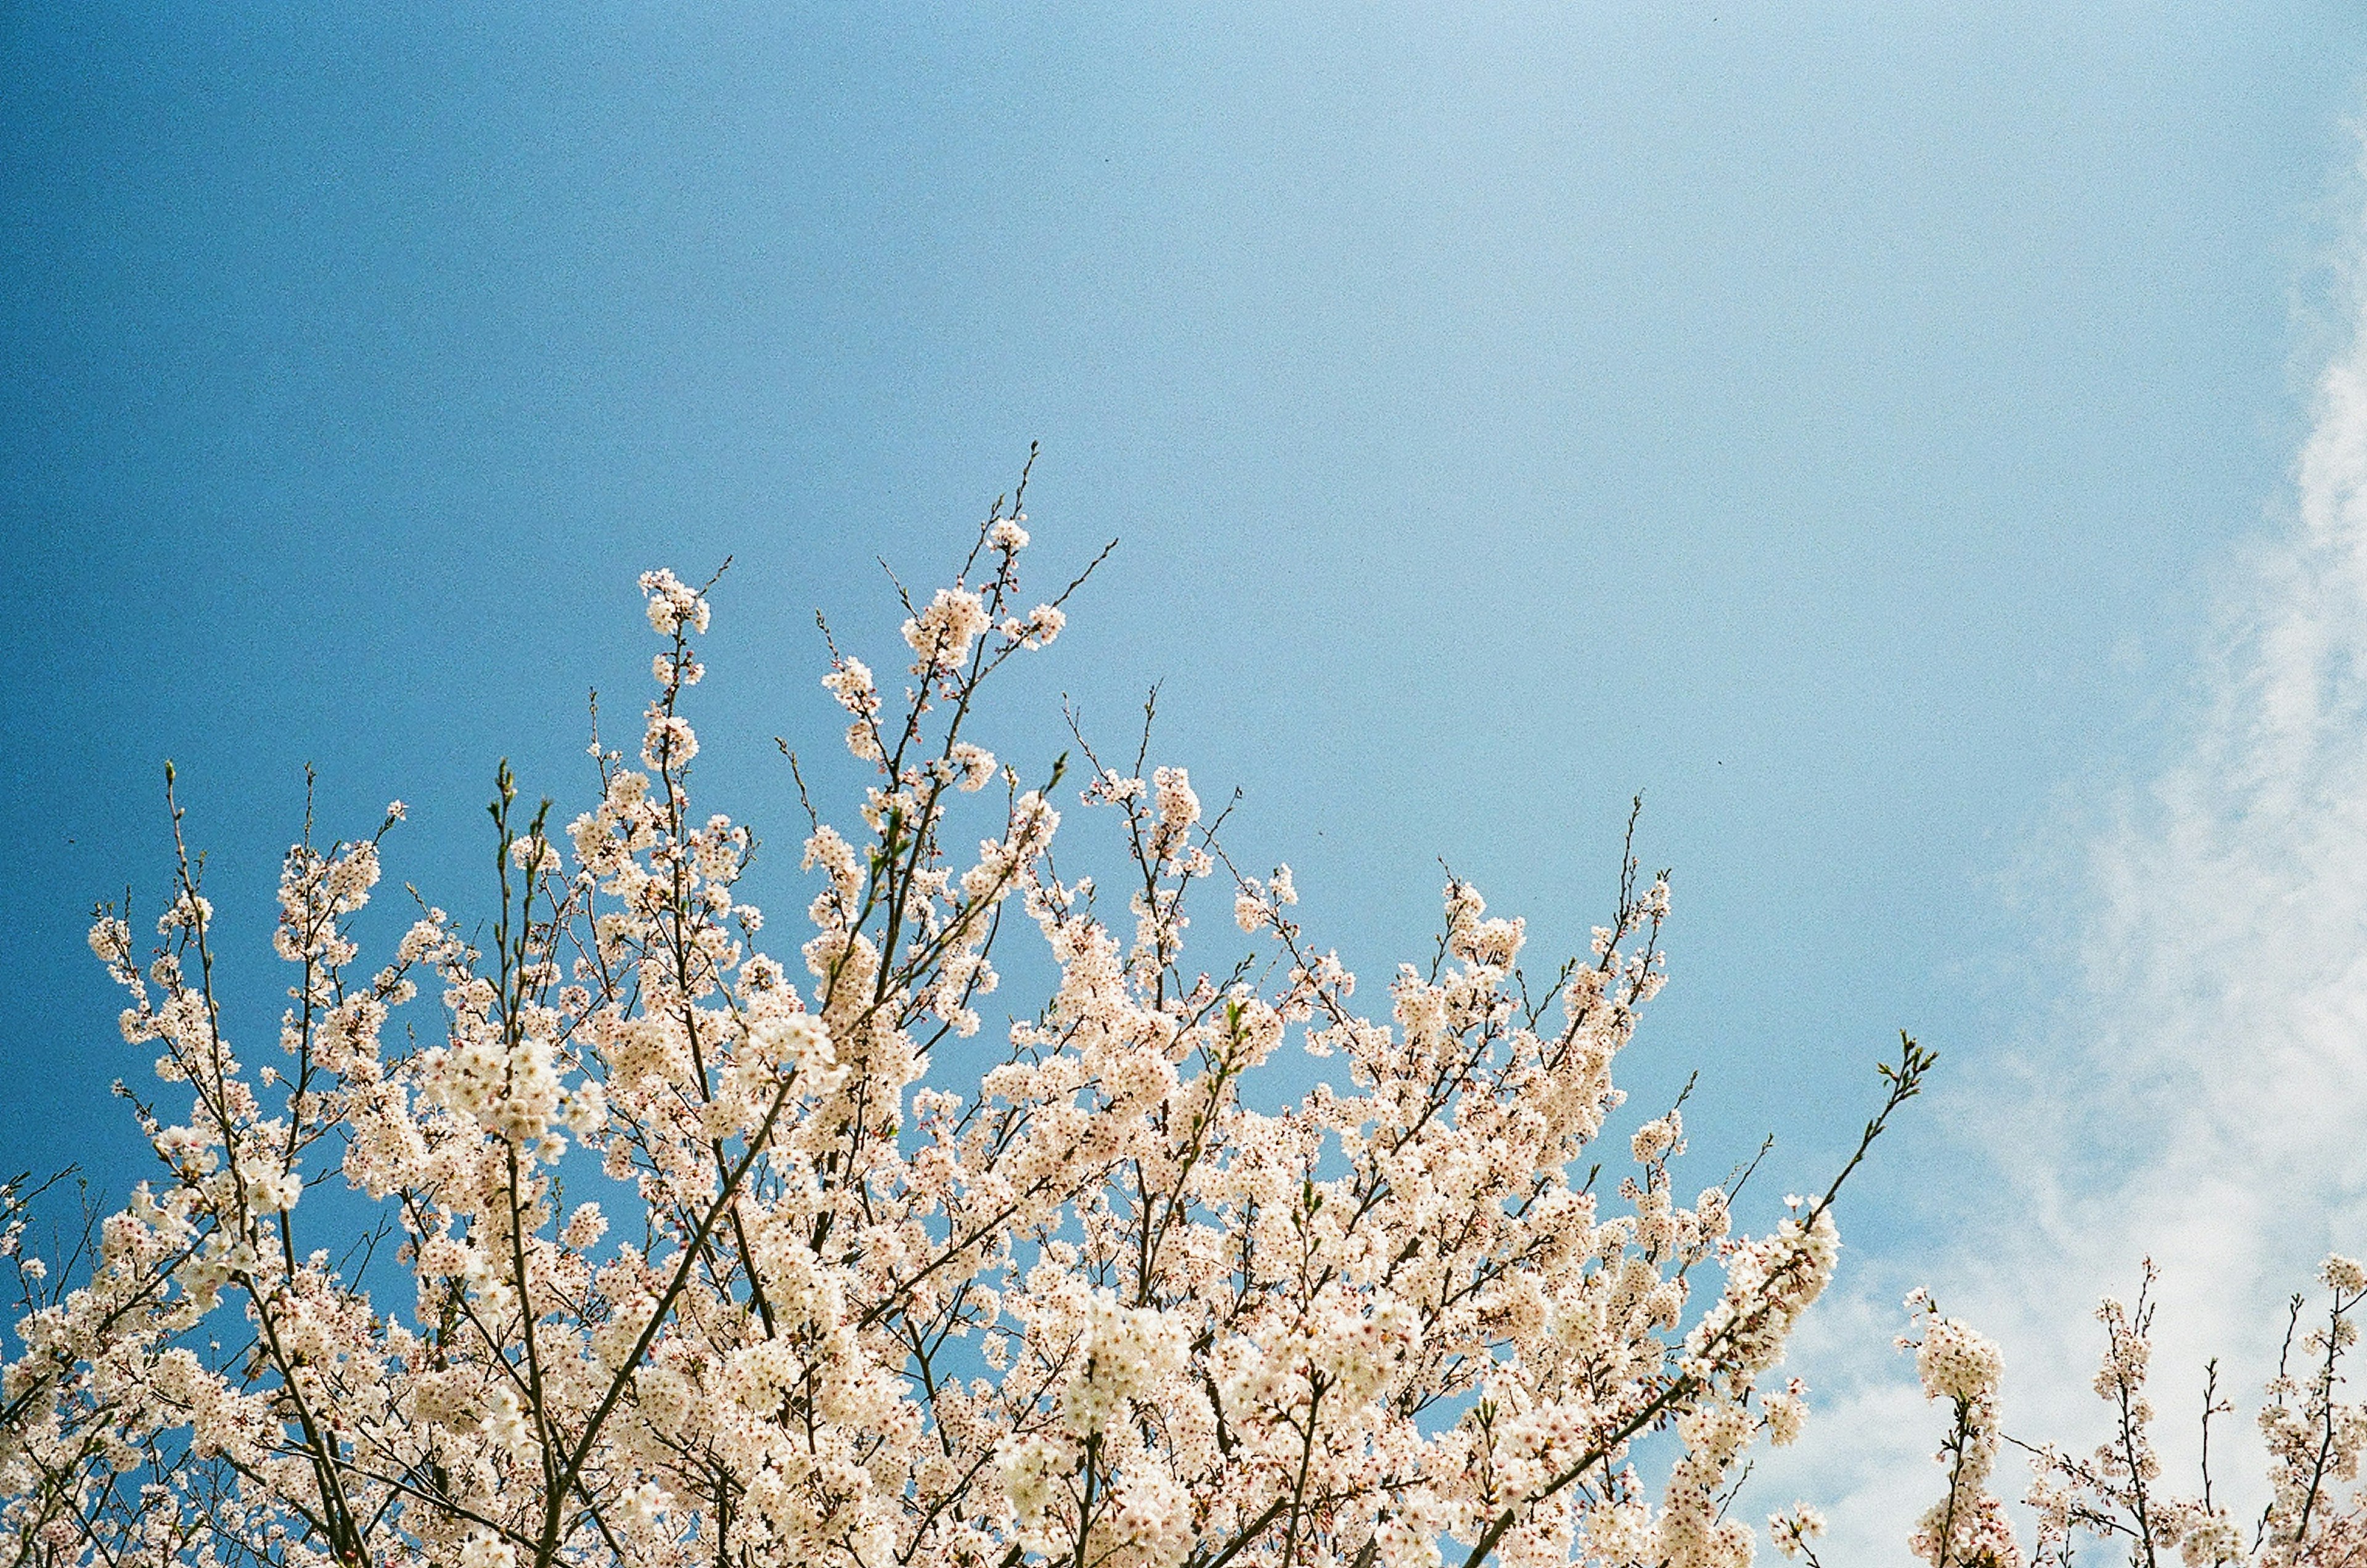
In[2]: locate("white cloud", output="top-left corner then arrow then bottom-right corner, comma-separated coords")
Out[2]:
1749,139 -> 2367,1561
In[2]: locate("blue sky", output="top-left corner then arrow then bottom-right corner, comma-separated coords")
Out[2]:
6,3 -> 2367,1546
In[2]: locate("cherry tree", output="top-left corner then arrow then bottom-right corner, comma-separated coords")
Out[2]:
0,480 -> 1923,1568
1850,1257 -> 2365,1568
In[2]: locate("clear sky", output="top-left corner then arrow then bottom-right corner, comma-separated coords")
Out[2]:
6,4 -> 2367,1550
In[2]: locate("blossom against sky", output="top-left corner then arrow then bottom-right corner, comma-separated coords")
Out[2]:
4,0 -> 2366,1504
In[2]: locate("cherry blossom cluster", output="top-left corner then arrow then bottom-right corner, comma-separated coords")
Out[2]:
2,476 -> 1918,1568
1899,1294 -> 2020,1568
1890,1257 -> 2365,1568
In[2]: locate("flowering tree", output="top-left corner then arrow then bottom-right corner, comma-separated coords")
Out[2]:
1853,1256 -> 2366,1568
0,480 -> 1934,1568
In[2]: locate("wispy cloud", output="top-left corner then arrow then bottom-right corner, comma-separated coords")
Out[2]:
1751,136 -> 2367,1559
